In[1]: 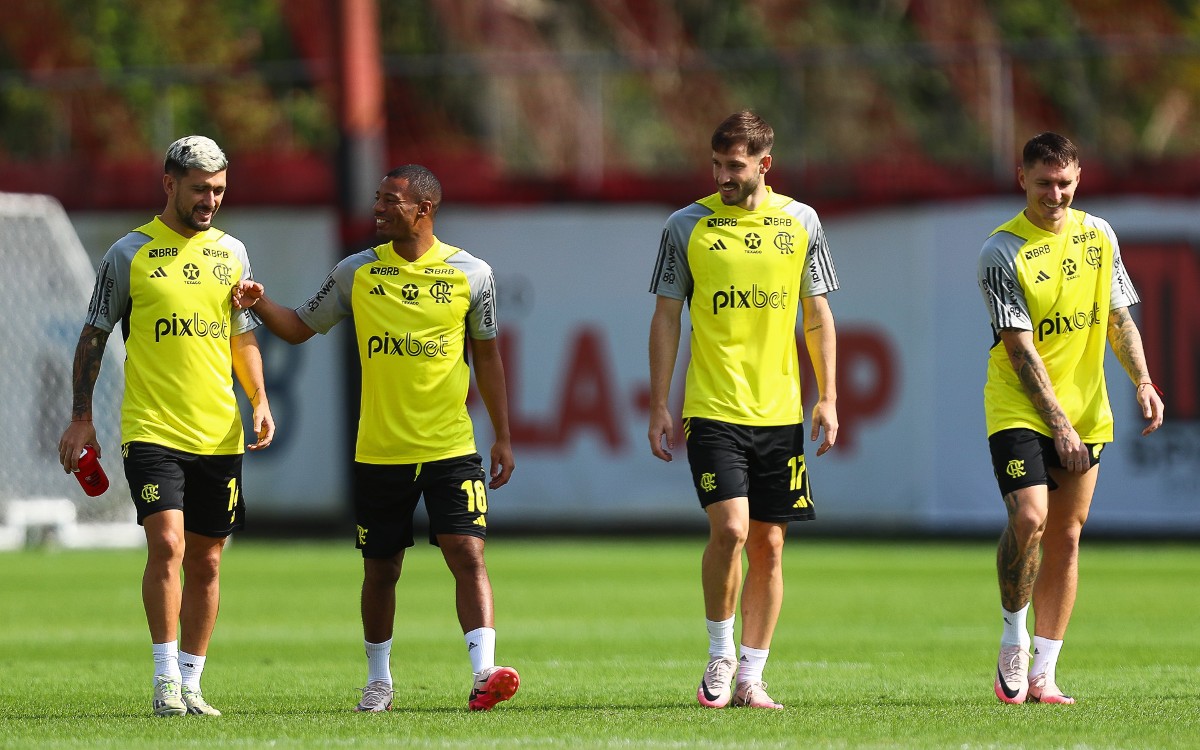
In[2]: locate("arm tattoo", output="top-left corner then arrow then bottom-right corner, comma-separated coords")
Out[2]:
1007,341 -> 1070,433
996,491 -> 1039,610
1107,307 -> 1150,383
71,326 -> 110,420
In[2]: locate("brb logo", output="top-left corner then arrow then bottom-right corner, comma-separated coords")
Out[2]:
712,284 -> 789,315
1036,303 -> 1101,341
366,331 -> 449,359
154,313 -> 230,342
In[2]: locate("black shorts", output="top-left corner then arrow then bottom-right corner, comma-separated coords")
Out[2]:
683,417 -> 815,523
988,428 -> 1105,496
122,441 -> 246,537
353,453 -> 489,558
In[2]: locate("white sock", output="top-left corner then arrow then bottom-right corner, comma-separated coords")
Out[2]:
465,627 -> 496,676
706,617 -> 736,659
178,650 -> 206,691
152,641 -> 181,682
364,639 -> 392,685
737,644 -> 769,685
1031,636 -> 1064,681
1000,604 -> 1031,650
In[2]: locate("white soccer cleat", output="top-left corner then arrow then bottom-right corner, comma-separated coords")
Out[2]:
1028,672 -> 1075,704
732,680 -> 784,709
152,675 -> 187,717
354,679 -> 394,712
181,686 -> 222,716
696,656 -> 737,708
994,645 -> 1030,704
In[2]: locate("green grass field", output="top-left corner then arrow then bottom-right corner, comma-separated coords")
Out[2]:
1,538 -> 1197,748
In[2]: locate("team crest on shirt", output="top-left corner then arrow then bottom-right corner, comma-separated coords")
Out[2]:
1085,246 -> 1103,269
430,280 -> 452,303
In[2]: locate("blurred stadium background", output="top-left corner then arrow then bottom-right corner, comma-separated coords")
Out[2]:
2,0 -> 1200,543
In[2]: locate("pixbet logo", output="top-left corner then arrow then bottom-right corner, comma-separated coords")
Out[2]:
1036,303 -> 1101,341
711,284 -> 789,315
154,313 -> 229,342
366,331 -> 449,359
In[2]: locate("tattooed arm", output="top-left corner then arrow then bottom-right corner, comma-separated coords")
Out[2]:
57,324 -> 109,472
1107,306 -> 1165,436
998,328 -> 1090,473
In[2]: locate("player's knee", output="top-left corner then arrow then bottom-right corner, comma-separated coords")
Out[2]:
708,522 -> 748,553
441,540 -> 487,579
363,556 -> 402,586
182,549 -> 222,584
745,538 -> 784,570
145,531 -> 185,566
1009,507 -> 1047,545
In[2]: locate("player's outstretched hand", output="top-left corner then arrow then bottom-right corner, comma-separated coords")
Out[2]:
489,438 -> 515,489
232,279 -> 264,309
810,399 -> 838,456
1136,382 -> 1165,436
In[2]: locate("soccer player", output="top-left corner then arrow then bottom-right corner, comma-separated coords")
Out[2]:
231,164 -> 519,713
647,111 -> 840,709
978,132 -> 1164,705
57,135 -> 275,717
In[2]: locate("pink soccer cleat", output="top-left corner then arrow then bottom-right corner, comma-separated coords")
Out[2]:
697,656 -> 736,708
468,666 -> 520,711
732,680 -> 784,709
994,645 -> 1030,704
1028,673 -> 1075,704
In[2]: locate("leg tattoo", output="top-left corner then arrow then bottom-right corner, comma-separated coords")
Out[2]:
997,491 -> 1040,612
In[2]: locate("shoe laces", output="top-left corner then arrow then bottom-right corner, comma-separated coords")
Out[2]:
999,647 -> 1028,682
156,678 -> 182,697
182,687 -> 207,704
706,657 -> 736,685
738,680 -> 776,705
361,681 -> 392,703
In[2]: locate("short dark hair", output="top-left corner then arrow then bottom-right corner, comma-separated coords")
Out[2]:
711,110 -> 774,157
384,164 -> 443,215
1022,132 -> 1079,169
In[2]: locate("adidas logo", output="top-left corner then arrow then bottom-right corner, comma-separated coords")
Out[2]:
792,496 -> 809,509
1034,270 -> 1051,283
468,642 -> 479,651
473,516 -> 487,527
369,284 -> 386,295
709,239 -> 728,252
150,267 -> 168,278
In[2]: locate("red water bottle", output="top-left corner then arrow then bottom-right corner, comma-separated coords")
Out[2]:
74,444 -> 110,497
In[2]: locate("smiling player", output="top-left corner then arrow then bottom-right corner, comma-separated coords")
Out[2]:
978,132 -> 1164,705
